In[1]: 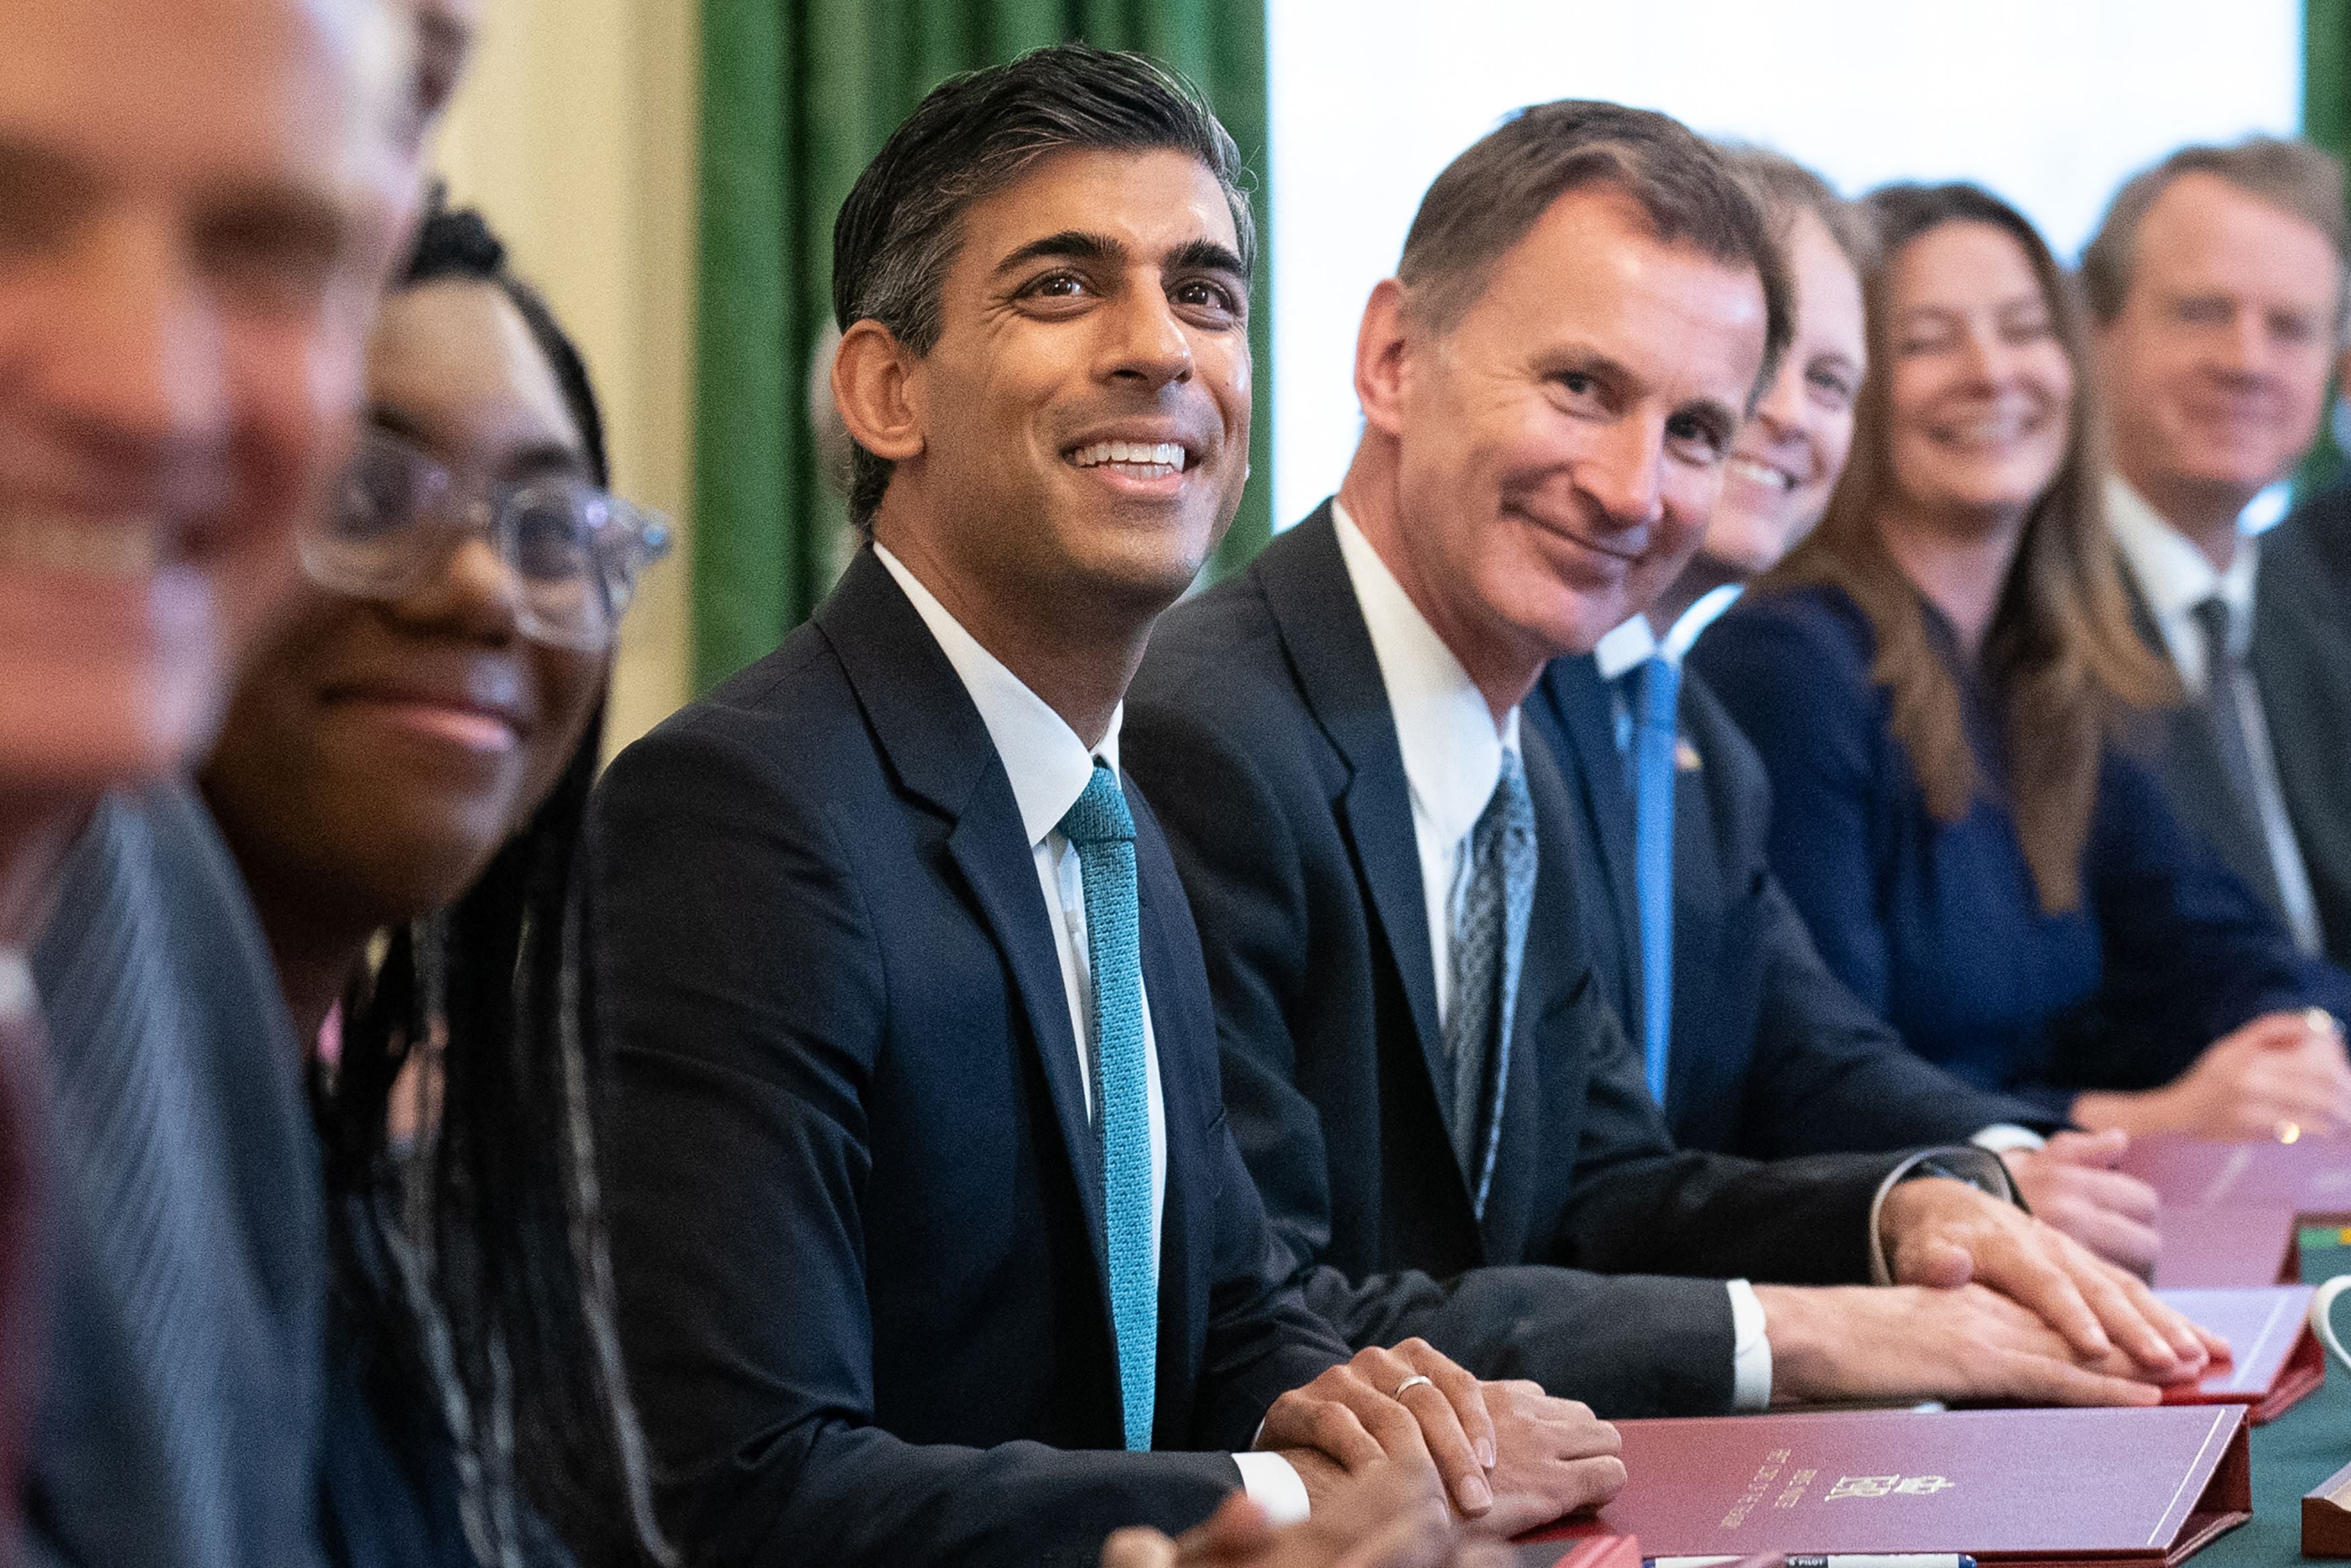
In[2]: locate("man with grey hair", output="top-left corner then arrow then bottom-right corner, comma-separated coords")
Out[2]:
1128,99 -> 2221,1422
1,0 -> 418,1565
2084,138 -> 2351,1125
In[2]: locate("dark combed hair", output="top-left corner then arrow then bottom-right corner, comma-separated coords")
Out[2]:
830,42 -> 1251,531
1396,100 -> 1795,406
1767,181 -> 2170,913
315,194 -> 668,1568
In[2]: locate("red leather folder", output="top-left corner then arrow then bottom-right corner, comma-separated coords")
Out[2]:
2121,1132 -> 2351,1210
2156,1285 -> 2323,1422
1513,1533 -> 1640,1568
1517,1405 -> 2249,1566
2152,1204 -> 2299,1289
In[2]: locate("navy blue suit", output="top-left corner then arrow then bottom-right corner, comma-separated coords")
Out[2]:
1692,583 -> 2351,1115
590,549 -> 1348,1568
1523,655 -> 2053,1157
1126,508 -> 1917,1422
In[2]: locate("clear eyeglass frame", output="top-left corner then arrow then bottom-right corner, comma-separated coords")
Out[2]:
300,427 -> 672,653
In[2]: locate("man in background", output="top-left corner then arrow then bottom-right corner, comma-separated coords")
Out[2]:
2086,139 -> 2351,978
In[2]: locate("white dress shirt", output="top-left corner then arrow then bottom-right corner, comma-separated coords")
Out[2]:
2108,476 -> 2320,952
0,946 -> 29,1031
1329,504 -> 1773,1410
874,546 -> 1306,1521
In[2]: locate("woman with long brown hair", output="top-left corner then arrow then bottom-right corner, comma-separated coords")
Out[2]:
1693,181 -> 2351,1140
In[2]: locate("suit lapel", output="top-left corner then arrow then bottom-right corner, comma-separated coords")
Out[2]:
1132,794 -> 1210,1399
816,549 -> 1110,1280
1539,657 -> 1646,1046
1253,509 -> 1453,1156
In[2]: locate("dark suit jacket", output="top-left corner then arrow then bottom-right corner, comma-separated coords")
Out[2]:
2253,488 -> 2351,968
27,788 -> 328,1568
1523,655 -> 2055,1158
1124,506 -> 1915,1422
2115,566 -> 2302,937
590,549 -> 1348,1568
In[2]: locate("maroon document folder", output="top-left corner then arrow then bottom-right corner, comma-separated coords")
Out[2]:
1513,1533 -> 1640,1568
2156,1285 -> 2323,1422
2121,1132 -> 2351,1210
1517,1405 -> 2250,1566
2152,1204 -> 2299,1289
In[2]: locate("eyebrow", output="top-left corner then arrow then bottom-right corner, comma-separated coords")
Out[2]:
369,404 -> 592,481
992,229 -> 1249,281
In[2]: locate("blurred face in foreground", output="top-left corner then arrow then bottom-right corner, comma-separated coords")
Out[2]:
0,0 -> 408,868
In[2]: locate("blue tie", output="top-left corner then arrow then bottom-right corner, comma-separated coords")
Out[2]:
1441,747 -> 1538,1220
1630,656 -> 1680,1109
1059,764 -> 1155,1452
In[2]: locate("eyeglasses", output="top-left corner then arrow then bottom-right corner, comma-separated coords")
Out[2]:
301,428 -> 672,652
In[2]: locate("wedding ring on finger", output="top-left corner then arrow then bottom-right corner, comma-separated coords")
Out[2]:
1391,1373 -> 1435,1402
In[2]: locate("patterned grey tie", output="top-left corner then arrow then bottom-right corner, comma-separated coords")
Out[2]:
1442,747 -> 1538,1219
2191,595 -> 2321,953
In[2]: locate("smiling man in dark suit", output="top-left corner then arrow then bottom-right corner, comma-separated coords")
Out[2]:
1126,101 -> 2221,1423
590,46 -> 1623,1568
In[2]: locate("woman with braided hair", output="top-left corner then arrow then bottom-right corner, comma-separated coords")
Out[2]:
199,199 -> 671,1567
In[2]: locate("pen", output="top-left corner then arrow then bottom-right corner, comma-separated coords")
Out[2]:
1645,1557 -> 1977,1568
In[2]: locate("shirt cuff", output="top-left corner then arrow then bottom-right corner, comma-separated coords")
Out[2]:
1727,1278 -> 1772,1411
1867,1146 -> 2021,1285
1233,1450 -> 1311,1526
1970,1123 -> 2047,1154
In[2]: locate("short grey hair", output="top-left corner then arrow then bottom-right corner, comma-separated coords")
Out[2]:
1395,100 -> 1794,405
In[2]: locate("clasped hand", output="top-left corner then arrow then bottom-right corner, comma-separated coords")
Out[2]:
1253,1340 -> 1624,1537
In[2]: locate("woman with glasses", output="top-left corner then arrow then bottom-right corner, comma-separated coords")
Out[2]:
1692,182 -> 2351,1142
199,203 -> 670,1568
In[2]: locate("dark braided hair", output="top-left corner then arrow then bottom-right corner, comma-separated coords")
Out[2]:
314,192 -> 668,1568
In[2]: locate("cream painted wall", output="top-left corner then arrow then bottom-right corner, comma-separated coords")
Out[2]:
430,0 -> 701,754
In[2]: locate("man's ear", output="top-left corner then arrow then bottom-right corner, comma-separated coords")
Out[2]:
833,318 -> 926,464
1354,278 -> 1416,441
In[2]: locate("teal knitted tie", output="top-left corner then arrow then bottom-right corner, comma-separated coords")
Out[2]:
1059,763 -> 1155,1452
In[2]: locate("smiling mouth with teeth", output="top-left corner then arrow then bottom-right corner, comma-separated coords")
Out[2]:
1727,456 -> 1798,492
0,516 -> 183,578
1067,439 -> 1191,481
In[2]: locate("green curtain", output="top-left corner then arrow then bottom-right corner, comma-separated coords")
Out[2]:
691,0 -> 1275,692
2303,0 -> 2351,492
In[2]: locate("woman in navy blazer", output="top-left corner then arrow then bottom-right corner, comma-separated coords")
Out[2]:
1693,181 -> 2351,1134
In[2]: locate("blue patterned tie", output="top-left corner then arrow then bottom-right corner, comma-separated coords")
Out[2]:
1629,655 -> 1681,1109
1442,747 -> 1538,1220
1059,763 -> 1155,1452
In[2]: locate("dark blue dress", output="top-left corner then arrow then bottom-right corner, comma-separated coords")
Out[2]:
1691,583 -> 2351,1116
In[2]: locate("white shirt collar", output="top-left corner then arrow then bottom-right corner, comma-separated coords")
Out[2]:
2107,474 -> 2258,633
0,946 -> 31,1026
1330,499 -> 1519,854
873,543 -> 1118,847
1592,584 -> 1746,684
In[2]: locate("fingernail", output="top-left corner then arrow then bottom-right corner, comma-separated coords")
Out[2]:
1456,1472 -> 1493,1513
1478,1438 -> 1497,1468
